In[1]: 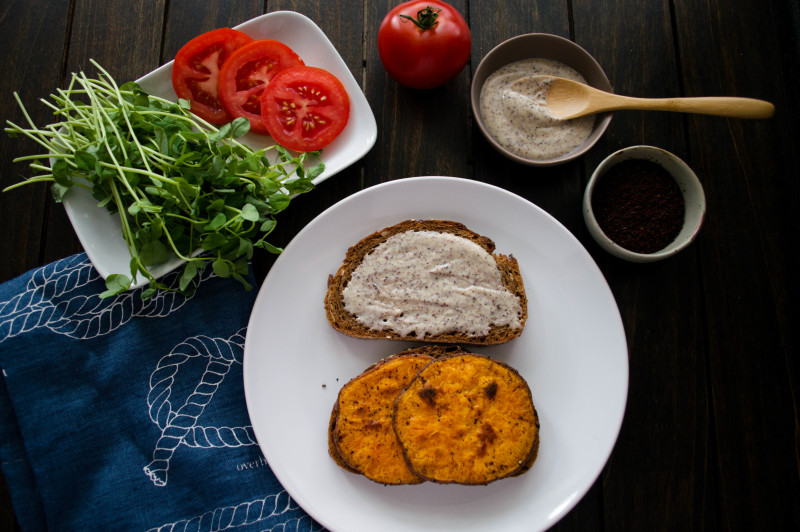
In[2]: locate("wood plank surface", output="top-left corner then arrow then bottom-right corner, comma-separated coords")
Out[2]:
0,3 -> 78,529
672,0 -> 800,529
0,0 -> 72,284
572,2 -> 708,530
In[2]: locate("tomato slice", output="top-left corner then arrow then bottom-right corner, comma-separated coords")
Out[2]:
171,28 -> 254,124
218,40 -> 305,135
260,66 -> 351,152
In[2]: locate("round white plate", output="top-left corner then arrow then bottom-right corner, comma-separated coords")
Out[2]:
63,11 -> 377,288
243,176 -> 628,532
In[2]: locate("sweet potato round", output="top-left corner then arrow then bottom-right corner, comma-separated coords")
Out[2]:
331,350 -> 435,485
393,352 -> 539,485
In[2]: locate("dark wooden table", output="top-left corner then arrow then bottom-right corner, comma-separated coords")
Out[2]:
1,1 -> 798,530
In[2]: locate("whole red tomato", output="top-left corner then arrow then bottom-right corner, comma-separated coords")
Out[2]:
377,1 -> 471,90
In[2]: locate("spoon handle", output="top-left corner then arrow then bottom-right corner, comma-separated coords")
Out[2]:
599,94 -> 775,119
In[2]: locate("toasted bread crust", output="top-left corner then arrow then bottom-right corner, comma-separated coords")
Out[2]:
393,352 -> 540,485
329,345 -> 460,484
324,220 -> 527,345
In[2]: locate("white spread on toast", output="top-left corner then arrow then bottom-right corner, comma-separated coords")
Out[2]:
342,230 -> 522,338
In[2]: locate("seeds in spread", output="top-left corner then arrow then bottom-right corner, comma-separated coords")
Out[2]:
479,58 -> 595,160
341,230 -> 522,338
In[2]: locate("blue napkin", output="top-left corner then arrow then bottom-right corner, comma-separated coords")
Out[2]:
0,253 -> 324,531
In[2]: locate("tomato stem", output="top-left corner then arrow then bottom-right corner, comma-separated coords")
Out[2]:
398,7 -> 441,30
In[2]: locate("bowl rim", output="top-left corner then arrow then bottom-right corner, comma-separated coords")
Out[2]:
471,32 -> 613,167
582,145 -> 706,262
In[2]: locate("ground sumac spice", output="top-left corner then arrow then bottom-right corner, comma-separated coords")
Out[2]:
591,159 -> 685,254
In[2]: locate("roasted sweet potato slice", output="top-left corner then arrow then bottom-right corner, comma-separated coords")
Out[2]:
328,406 -> 360,474
330,347 -> 446,485
393,352 -> 539,485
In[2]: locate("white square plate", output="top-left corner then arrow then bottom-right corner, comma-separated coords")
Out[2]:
62,11 -> 377,288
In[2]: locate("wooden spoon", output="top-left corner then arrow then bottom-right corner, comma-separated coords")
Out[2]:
513,75 -> 775,120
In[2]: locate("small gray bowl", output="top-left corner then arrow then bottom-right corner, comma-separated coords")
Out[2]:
583,145 -> 706,262
471,33 -> 613,166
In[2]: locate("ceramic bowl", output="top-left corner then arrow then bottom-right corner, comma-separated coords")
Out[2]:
470,33 -> 613,166
583,145 -> 706,262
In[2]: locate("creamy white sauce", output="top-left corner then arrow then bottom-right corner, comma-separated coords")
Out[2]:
479,58 -> 595,160
342,230 -> 523,338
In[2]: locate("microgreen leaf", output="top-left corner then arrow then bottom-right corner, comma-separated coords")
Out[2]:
204,212 -> 227,230
306,163 -> 325,181
51,159 -> 70,183
284,177 -> 315,194
202,232 -> 227,250
50,183 -> 69,203
230,117 -> 250,138
213,122 -> 232,142
260,219 -> 276,233
231,272 -> 253,291
241,203 -> 259,222
268,193 -> 291,213
212,258 -> 231,278
179,261 -> 198,291
207,198 -> 225,212
74,150 -> 97,171
100,274 -> 132,299
256,241 -> 283,254
237,238 -> 254,260
140,240 -> 169,266
140,287 -> 158,300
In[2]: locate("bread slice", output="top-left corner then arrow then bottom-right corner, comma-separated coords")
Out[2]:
328,345 -> 459,484
393,351 -> 540,485
324,220 -> 527,345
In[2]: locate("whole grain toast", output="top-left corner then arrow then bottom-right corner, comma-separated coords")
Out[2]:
324,220 -> 527,345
